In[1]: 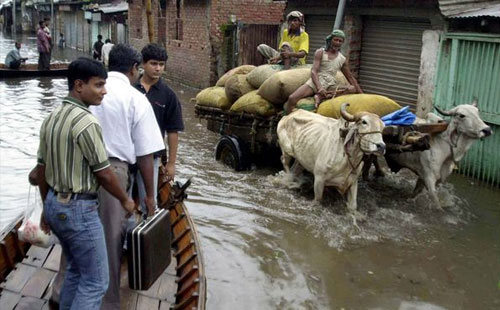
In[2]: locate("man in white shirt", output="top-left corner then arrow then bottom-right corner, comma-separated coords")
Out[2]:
101,39 -> 114,67
89,44 -> 165,310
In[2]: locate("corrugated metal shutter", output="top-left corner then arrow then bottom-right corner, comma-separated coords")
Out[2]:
359,18 -> 430,109
303,15 -> 335,64
434,33 -> 500,186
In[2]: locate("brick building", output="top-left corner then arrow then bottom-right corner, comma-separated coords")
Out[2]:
129,0 -> 286,88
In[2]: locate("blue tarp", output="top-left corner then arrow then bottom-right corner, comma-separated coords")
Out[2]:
381,106 -> 416,126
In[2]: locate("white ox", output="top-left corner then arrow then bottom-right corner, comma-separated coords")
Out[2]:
384,103 -> 492,209
277,104 -> 386,216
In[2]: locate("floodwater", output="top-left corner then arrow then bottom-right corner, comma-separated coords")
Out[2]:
1,33 -> 499,310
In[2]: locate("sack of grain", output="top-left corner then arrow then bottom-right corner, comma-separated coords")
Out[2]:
317,94 -> 401,119
230,90 -> 277,117
257,67 -> 311,105
195,86 -> 231,110
296,97 -> 316,112
216,65 -> 256,87
225,74 -> 255,103
335,71 -> 350,88
246,64 -> 283,88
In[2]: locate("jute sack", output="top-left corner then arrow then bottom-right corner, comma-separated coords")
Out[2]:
216,65 -> 256,87
196,86 -> 231,110
230,90 -> 276,117
225,74 -> 255,103
335,71 -> 350,88
246,64 -> 283,89
257,67 -> 311,105
296,97 -> 316,112
317,94 -> 401,119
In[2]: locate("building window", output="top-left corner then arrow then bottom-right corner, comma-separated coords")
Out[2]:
175,0 -> 183,40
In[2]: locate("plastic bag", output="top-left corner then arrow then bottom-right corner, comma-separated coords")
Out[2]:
381,106 -> 416,126
18,186 -> 59,248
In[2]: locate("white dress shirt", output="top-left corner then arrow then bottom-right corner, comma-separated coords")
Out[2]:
90,72 -> 165,164
101,43 -> 114,66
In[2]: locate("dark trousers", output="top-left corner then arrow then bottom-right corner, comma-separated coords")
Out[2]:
38,52 -> 50,70
8,59 -> 21,69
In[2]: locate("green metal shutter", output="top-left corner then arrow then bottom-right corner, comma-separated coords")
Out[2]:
304,15 -> 336,64
359,18 -> 430,109
434,33 -> 500,186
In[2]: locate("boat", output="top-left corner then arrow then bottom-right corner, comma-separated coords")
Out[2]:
0,63 -> 69,78
0,178 -> 206,310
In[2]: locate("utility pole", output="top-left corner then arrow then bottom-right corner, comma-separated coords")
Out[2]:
333,0 -> 347,30
12,0 -> 16,36
51,0 -> 54,37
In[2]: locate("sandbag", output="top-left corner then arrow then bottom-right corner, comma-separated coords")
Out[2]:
216,65 -> 256,87
257,67 -> 311,105
317,94 -> 401,119
246,64 -> 283,89
230,90 -> 276,117
195,86 -> 231,110
224,74 -> 255,103
296,97 -> 316,112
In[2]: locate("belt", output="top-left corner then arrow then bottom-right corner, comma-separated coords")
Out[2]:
52,189 -> 97,200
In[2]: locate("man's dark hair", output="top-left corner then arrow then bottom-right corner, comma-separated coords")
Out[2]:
97,34 -> 102,40
67,57 -> 107,91
39,21 -> 44,27
141,43 -> 168,63
108,44 -> 142,74
44,17 -> 50,21
105,39 -> 111,43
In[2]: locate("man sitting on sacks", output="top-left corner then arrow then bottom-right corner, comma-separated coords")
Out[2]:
284,30 -> 363,114
257,11 -> 309,70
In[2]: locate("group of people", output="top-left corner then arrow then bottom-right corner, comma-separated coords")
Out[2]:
31,42 -> 183,310
93,34 -> 115,67
28,9 -> 361,310
257,11 -> 363,113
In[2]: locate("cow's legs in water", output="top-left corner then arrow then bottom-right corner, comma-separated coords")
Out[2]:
423,176 -> 442,210
281,152 -> 293,174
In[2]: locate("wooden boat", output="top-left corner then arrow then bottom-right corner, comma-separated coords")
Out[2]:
0,63 -> 69,79
0,179 -> 206,310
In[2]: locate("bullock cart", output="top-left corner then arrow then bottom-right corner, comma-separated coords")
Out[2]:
195,104 -> 448,171
0,180 -> 206,310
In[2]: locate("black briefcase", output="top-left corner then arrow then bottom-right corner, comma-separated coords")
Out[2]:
127,209 -> 171,290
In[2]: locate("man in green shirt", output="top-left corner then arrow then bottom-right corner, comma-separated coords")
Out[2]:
35,57 -> 135,310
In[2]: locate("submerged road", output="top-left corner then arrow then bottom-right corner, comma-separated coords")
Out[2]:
1,33 -> 499,310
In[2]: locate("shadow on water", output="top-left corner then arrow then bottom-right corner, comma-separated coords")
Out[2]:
1,32 -> 499,309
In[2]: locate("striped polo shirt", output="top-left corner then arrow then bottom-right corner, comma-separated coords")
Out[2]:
37,96 -> 110,193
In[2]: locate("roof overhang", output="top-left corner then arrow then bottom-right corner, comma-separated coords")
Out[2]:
85,1 -> 128,14
439,0 -> 500,18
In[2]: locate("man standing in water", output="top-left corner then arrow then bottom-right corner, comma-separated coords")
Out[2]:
37,21 -> 51,70
90,44 -> 165,310
133,43 -> 184,214
36,58 -> 135,310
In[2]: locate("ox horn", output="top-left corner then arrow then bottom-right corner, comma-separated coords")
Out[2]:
434,105 -> 453,116
340,103 -> 355,122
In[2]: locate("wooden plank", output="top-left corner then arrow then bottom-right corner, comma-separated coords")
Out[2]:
0,290 -> 21,310
119,289 -> 138,310
15,296 -> 45,310
136,294 -> 160,310
21,268 -> 55,298
137,274 -> 161,298
23,246 -> 52,268
159,299 -> 174,310
0,263 -> 37,293
157,271 -> 177,303
165,257 -> 176,276
43,245 -> 62,271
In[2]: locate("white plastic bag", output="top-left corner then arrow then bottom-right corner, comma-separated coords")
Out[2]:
18,186 -> 59,248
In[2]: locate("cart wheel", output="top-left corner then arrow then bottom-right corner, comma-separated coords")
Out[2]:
215,135 -> 250,171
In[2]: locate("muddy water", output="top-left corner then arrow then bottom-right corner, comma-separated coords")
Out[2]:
1,34 -> 499,310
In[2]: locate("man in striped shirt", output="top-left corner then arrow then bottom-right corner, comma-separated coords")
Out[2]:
35,58 -> 135,310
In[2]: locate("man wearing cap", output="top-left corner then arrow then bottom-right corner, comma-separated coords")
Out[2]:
284,29 -> 363,113
257,10 -> 309,68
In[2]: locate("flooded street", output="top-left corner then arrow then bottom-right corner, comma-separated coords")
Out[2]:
1,34 -> 499,310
